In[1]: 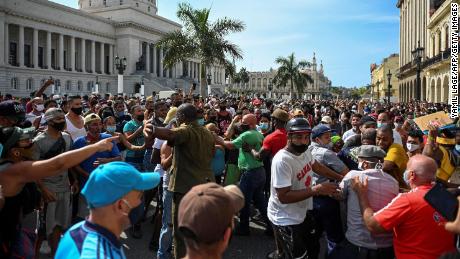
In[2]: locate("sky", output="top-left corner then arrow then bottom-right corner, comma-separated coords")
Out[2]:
51,0 -> 400,87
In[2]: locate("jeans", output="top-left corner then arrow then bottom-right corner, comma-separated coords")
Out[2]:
329,239 -> 394,259
239,166 -> 268,230
312,196 -> 345,256
143,149 -> 156,171
157,187 -> 173,259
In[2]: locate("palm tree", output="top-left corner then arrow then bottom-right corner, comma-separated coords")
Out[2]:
156,3 -> 245,96
273,53 -> 313,98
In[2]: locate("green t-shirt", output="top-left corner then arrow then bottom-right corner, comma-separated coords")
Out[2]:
232,130 -> 264,170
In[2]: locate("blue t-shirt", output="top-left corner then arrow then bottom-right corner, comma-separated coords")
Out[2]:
72,133 -> 121,187
123,120 -> 145,158
55,220 -> 126,259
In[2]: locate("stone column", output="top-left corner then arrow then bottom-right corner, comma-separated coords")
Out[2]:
100,42 -> 105,74
91,40 -> 96,73
109,44 -> 113,74
81,38 -> 86,72
33,28 -> 38,68
46,31 -> 52,70
70,36 -> 75,71
152,45 -> 157,76
146,42 -> 150,73
159,48 -> 164,77
59,34 -> 64,70
18,25 -> 24,67
4,23 -> 8,66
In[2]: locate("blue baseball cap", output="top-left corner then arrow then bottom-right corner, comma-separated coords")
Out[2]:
311,124 -> 332,139
82,161 -> 160,208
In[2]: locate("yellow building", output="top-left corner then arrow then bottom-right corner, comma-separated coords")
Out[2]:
370,53 -> 400,102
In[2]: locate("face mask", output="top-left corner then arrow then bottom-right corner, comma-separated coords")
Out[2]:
117,111 -> 125,117
455,144 -> 460,153
358,161 -> 364,170
122,199 -> 141,226
50,121 -> 66,131
136,114 -> 144,121
377,122 -> 387,128
291,143 -> 308,154
71,107 -> 83,115
406,143 -> 420,152
35,104 -> 44,112
197,118 -> 205,126
259,123 -> 269,131
106,126 -> 117,133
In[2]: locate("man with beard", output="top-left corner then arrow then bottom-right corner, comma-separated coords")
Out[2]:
65,96 -> 86,141
55,162 -> 160,259
33,108 -> 74,257
73,114 -> 121,220
342,113 -> 362,142
268,118 -> 343,259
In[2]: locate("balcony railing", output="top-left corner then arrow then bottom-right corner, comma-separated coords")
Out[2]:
423,48 -> 451,69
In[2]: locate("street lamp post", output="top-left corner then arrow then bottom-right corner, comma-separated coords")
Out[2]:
386,69 -> 392,104
95,75 -> 99,94
115,56 -> 127,95
268,82 -> 273,99
207,71 -> 212,96
411,40 -> 425,101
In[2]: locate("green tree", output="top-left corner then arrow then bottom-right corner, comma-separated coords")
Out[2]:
272,53 -> 313,98
157,2 -> 245,96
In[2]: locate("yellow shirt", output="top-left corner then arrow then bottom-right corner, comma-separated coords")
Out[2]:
385,143 -> 409,188
436,146 -> 455,182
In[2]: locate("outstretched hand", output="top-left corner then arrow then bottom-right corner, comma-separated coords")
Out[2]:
94,136 -> 119,152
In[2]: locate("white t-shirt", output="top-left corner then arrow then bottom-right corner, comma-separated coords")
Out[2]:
393,129 -> 403,145
268,149 -> 316,226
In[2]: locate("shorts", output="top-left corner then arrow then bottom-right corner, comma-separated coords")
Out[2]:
45,192 -> 71,236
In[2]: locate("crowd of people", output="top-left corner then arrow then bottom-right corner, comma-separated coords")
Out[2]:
0,79 -> 460,259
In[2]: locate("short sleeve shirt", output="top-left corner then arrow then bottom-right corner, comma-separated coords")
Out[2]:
232,130 -> 264,170
268,149 -> 315,226
123,120 -> 145,158
262,128 -> 288,158
308,142 -> 347,184
374,185 -> 455,258
384,143 -> 408,187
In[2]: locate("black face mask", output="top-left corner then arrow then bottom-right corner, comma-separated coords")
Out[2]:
291,143 -> 308,154
50,121 -> 66,131
136,114 -> 145,121
71,107 -> 83,115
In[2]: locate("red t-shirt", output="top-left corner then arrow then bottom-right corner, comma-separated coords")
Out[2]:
374,184 -> 455,259
262,128 -> 287,158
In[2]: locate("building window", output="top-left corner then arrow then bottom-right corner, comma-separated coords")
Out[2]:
9,42 -> 17,66
136,3 -> 139,7
120,0 -> 123,5
11,78 -> 18,90
148,6 -> 150,12
66,80 -> 72,91
89,0 -> 92,6
106,82 -> 110,92
24,45 -> 31,67
78,81 -> 83,91
55,79 -> 61,93
38,47 -> 44,68
103,0 -> 107,6
26,78 -> 33,91
87,81 -> 93,92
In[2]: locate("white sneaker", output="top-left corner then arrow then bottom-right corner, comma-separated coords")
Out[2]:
40,240 -> 51,255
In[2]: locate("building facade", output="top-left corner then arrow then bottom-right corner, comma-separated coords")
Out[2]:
397,0 -> 453,103
0,0 -> 226,97
370,53 -> 400,102
232,53 -> 331,100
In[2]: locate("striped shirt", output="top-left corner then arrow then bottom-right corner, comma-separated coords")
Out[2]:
55,220 -> 126,259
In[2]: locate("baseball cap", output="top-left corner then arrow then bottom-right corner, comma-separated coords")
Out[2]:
0,100 -> 25,118
271,108 -> 290,122
82,161 -> 160,208
178,183 -> 244,244
311,124 -> 332,139
357,145 -> 386,159
84,113 -> 101,125
0,127 -> 35,157
321,116 -> 332,124
44,108 -> 65,122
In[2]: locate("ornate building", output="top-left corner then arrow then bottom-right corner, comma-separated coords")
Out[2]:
370,53 -> 400,102
397,0 -> 452,103
233,53 -> 331,99
0,0 -> 226,97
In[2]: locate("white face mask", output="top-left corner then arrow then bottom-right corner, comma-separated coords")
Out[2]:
406,143 -> 420,152
35,104 -> 44,112
358,161 -> 364,170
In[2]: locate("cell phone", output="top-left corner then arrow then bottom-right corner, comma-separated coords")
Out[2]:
424,182 -> 458,221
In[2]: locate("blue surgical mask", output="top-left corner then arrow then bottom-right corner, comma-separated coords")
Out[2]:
106,126 -> 116,133
259,123 -> 269,131
377,122 -> 387,128
117,111 -> 125,117
197,118 -> 205,126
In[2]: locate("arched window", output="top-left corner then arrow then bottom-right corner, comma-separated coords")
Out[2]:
77,81 -> 83,91
11,78 -> 18,90
66,80 -> 72,91
26,78 -> 33,91
106,82 -> 110,92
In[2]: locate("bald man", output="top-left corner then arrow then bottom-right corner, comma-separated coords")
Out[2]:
352,155 -> 455,258
218,114 -> 269,235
